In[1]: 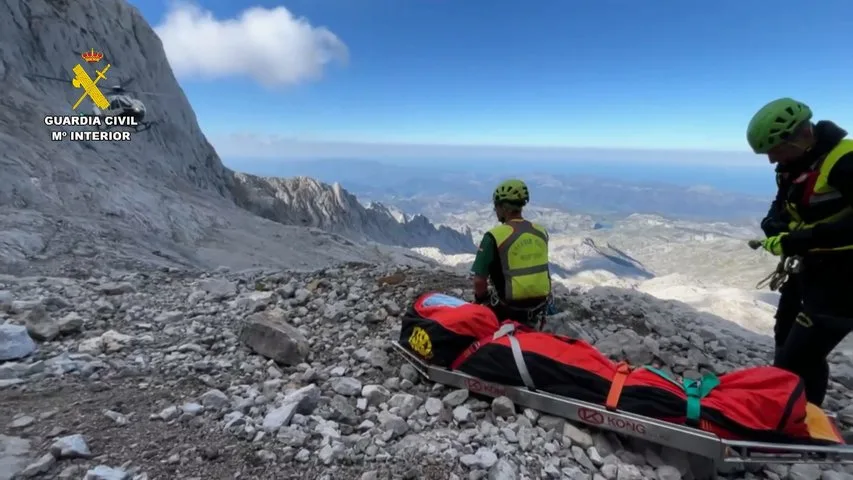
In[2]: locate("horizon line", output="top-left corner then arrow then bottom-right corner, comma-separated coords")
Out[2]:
212,134 -> 760,165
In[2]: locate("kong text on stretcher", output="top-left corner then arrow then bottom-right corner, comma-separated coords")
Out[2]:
392,342 -> 853,471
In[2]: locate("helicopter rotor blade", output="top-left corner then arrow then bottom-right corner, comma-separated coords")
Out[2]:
26,73 -> 71,83
122,77 -> 136,89
128,91 -> 175,97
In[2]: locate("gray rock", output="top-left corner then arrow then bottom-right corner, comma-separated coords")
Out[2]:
240,308 -> 310,365
377,411 -> 408,438
561,466 -> 587,480
563,422 -> 593,449
822,471 -> 853,480
0,435 -> 32,480
460,447 -> 498,469
387,392 -> 422,418
361,384 -> 392,406
181,403 -> 203,416
789,464 -> 822,480
330,376 -> 363,396
839,404 -> 853,426
50,434 -> 92,459
103,410 -> 128,425
7,416 -> 34,429
57,312 -> 84,335
0,325 -> 36,361
537,414 -> 565,432
262,385 -> 320,432
424,397 -> 443,416
656,465 -> 682,480
18,453 -> 55,478
571,445 -> 595,471
453,406 -> 474,423
616,464 -> 644,480
196,279 -> 235,299
491,396 -> 515,418
157,406 -> 180,421
24,306 -> 59,341
199,389 -> 231,410
834,364 -> 853,390
83,465 -> 130,480
97,283 -> 135,296
487,458 -> 518,480
57,465 -> 86,479
442,389 -> 469,407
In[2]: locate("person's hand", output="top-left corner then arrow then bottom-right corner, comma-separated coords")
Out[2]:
760,234 -> 787,256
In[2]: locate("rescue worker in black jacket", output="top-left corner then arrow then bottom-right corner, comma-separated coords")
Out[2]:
747,97 -> 853,406
760,167 -> 803,357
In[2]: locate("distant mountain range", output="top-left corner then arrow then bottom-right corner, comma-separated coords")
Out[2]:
234,158 -> 772,223
231,174 -> 475,254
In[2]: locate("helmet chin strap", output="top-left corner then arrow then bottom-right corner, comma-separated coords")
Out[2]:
795,141 -> 813,153
792,124 -> 816,152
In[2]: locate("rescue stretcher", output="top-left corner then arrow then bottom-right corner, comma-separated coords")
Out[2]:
392,341 -> 853,475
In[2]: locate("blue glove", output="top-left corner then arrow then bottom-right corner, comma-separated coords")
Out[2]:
546,301 -> 558,316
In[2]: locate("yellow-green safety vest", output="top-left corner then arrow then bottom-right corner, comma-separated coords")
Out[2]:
786,139 -> 853,252
488,220 -> 551,300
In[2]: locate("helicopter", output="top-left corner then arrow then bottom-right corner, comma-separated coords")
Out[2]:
26,71 -> 170,133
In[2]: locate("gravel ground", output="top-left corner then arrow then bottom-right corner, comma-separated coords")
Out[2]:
2,264 -> 853,480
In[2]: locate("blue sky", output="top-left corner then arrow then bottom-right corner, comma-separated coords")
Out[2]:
131,0 -> 853,162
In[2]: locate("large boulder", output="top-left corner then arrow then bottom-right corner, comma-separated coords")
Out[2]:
239,308 -> 309,365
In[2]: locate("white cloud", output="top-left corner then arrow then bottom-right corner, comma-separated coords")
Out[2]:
153,2 -> 348,86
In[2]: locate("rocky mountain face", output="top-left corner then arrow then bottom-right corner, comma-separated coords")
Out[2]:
231,175 -> 474,254
0,0 -> 466,277
549,237 -> 653,280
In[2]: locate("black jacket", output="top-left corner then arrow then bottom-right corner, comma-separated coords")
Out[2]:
762,121 -> 853,255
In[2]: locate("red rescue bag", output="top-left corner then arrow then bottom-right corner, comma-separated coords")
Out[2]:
453,324 -> 616,404
614,365 -> 814,443
399,292 -> 500,367
453,325 -> 822,443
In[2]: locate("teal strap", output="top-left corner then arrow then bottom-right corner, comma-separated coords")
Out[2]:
643,366 -> 678,385
643,367 -> 720,425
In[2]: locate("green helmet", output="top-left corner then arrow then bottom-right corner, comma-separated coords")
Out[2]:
746,98 -> 813,154
493,179 -> 529,205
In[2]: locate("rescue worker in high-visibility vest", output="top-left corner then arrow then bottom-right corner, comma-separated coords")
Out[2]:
747,97 -> 853,406
471,179 -> 552,327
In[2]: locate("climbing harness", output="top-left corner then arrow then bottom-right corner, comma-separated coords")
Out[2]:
487,288 -> 549,329
755,255 -> 802,291
748,239 -> 803,291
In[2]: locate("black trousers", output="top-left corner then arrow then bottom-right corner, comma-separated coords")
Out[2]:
773,255 -> 853,406
487,301 -> 546,328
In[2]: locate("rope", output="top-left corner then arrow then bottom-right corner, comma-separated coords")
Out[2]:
755,256 -> 802,292
755,266 -> 786,291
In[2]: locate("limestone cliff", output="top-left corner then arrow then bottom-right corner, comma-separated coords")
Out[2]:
0,0 -> 468,275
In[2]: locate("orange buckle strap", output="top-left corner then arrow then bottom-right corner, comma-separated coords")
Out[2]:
606,362 -> 632,410
450,340 -> 481,370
